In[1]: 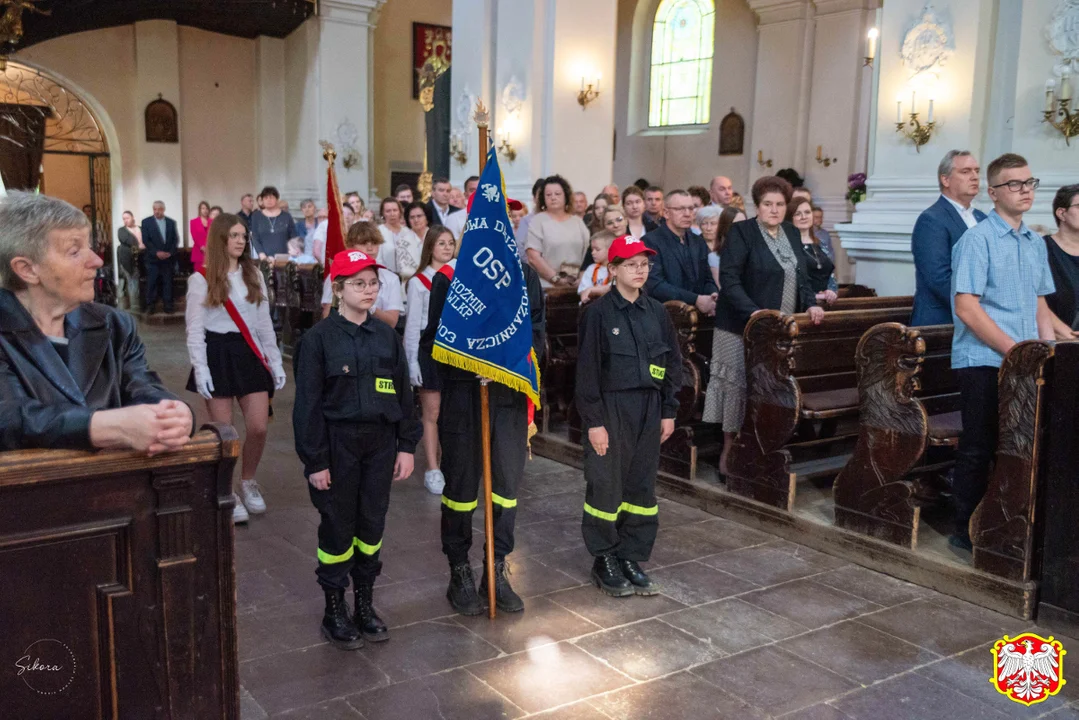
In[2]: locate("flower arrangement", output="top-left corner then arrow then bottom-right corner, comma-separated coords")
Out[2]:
847,173 -> 867,205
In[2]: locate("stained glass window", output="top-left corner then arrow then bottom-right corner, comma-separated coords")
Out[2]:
648,0 -> 715,127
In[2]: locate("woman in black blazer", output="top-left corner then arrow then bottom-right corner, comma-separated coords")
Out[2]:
1045,184 -> 1079,332
703,176 -> 823,476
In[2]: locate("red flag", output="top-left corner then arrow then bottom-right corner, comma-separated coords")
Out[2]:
324,156 -> 347,269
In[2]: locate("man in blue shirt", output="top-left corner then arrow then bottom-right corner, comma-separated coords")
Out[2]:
949,153 -> 1055,551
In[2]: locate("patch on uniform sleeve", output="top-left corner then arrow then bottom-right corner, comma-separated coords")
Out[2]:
649,364 -> 665,380
375,378 -> 396,394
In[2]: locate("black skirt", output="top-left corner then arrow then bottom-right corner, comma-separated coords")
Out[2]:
187,331 -> 274,399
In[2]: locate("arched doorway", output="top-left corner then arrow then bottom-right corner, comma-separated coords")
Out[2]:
0,61 -> 114,303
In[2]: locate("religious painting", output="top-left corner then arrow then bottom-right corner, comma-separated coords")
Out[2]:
144,95 -> 178,143
719,108 -> 744,156
412,23 -> 452,99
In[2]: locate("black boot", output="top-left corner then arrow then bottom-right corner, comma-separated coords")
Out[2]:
479,559 -> 525,613
591,555 -> 634,597
447,563 -> 484,616
321,589 -> 363,650
353,584 -> 389,643
619,559 -> 659,596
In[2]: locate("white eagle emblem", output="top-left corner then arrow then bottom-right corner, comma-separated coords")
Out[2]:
481,183 -> 501,203
624,235 -> 640,244
994,637 -> 1062,704
348,251 -> 367,262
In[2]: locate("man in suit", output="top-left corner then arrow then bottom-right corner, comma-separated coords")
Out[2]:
141,200 -> 180,314
911,150 -> 986,326
427,177 -> 466,239
642,189 -> 718,314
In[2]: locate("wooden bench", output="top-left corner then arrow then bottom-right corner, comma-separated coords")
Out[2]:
832,323 -> 960,547
0,426 -> 241,718
726,305 -> 913,511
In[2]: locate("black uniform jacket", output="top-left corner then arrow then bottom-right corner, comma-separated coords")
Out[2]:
293,310 -> 422,477
0,288 -> 180,451
714,218 -> 818,336
575,286 -> 683,430
418,263 -> 546,391
642,223 -> 719,305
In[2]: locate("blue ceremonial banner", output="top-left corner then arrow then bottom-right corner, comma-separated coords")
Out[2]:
432,147 -> 541,407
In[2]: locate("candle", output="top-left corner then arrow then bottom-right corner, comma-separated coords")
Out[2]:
867,28 -> 878,60
596,73 -> 601,91
896,98 -> 903,123
1046,79 -> 1056,113
927,98 -> 934,123
1063,70 -> 1073,103
580,76 -> 585,91
816,145 -> 823,161
911,90 -> 917,115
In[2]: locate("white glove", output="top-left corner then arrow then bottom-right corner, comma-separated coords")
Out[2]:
273,369 -> 287,390
194,368 -> 215,400
409,363 -> 423,388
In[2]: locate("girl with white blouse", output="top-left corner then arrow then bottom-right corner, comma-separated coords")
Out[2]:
404,225 -> 457,495
185,214 -> 286,523
376,197 -> 423,284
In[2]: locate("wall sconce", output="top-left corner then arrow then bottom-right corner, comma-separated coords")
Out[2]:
864,28 -> 878,67
815,145 -> 838,167
496,127 -> 517,163
1044,70 -> 1079,146
450,132 -> 468,167
757,150 -> 773,169
895,90 -> 936,152
578,73 -> 601,108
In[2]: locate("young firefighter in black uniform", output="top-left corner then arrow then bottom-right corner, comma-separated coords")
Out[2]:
293,250 -> 422,649
418,260 -> 546,615
576,234 -> 682,597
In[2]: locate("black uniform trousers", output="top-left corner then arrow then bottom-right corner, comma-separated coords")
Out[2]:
145,258 -> 174,311
582,388 -> 661,561
310,422 -> 396,589
439,378 -> 527,567
953,366 -> 999,535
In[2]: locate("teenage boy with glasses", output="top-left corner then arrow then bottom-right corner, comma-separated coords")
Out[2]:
948,153 -> 1056,551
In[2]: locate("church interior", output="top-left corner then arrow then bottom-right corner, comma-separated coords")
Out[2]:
3,0 -> 1079,718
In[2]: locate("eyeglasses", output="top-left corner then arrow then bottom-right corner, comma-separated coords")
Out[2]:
342,279 -> 381,291
228,231 -> 250,241
991,178 -> 1040,193
621,261 -> 654,272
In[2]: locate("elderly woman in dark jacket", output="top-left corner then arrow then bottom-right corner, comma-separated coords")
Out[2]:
704,176 -> 824,475
0,191 -> 191,452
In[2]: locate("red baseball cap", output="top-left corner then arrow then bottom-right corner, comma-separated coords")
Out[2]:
467,191 -> 525,214
608,234 -> 656,263
330,250 -> 385,280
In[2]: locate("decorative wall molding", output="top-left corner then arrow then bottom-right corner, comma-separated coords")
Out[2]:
1046,0 -> 1079,64
746,0 -> 813,26
899,1 -> 953,77
319,0 -> 386,28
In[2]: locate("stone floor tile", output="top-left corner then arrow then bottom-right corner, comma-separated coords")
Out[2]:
740,579 -> 881,629
655,499 -> 717,527
527,701 -> 612,719
366,574 -> 458,628
239,643 -> 388,716
347,667 -> 525,720
646,522 -> 768,568
660,597 -> 808,653
484,554 -> 583,599
858,599 -> 1011,655
699,542 -> 847,587
830,673 -> 1011,720
240,686 -> 269,720
270,698 -> 363,719
238,597 -> 327,662
778,620 -> 940,685
468,641 -> 633,714
648,560 -> 759,606
531,548 -> 595,585
573,618 -> 724,680
779,704 -> 853,720
588,671 -> 767,719
546,585 -> 687,629
691,645 -> 857,716
356,619 -> 501,683
236,569 -> 294,614
810,564 -> 931,607
927,593 -> 1035,635
452,595 -> 601,654
376,539 -> 456,583
512,517 -> 586,555
522,490 -> 587,520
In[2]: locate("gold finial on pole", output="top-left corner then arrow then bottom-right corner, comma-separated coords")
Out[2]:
474,100 -> 490,129
320,140 -> 337,163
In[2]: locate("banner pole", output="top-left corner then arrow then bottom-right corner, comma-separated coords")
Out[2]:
474,101 -> 497,619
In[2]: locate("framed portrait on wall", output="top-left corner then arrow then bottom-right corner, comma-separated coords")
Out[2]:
412,23 -> 452,99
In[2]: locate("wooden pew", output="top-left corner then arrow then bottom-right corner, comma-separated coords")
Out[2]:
837,283 -> 877,298
970,340 -> 1054,582
265,259 -> 324,359
828,295 -> 913,312
726,305 -> 913,511
540,286 -> 581,432
0,426 -> 241,718
832,323 -> 960,547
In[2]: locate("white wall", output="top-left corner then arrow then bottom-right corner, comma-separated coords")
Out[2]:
613,0 -> 759,194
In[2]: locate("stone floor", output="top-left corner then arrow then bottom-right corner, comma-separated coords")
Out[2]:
137,322 -> 1076,719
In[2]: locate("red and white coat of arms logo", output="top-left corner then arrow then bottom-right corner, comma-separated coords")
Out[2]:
990,633 -> 1066,706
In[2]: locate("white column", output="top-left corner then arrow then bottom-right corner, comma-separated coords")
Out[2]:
836,0 -> 998,296
449,0 -> 496,190
133,20 -> 183,238
255,37 -> 287,196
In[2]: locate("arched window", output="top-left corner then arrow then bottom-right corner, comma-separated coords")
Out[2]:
648,0 -> 715,128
